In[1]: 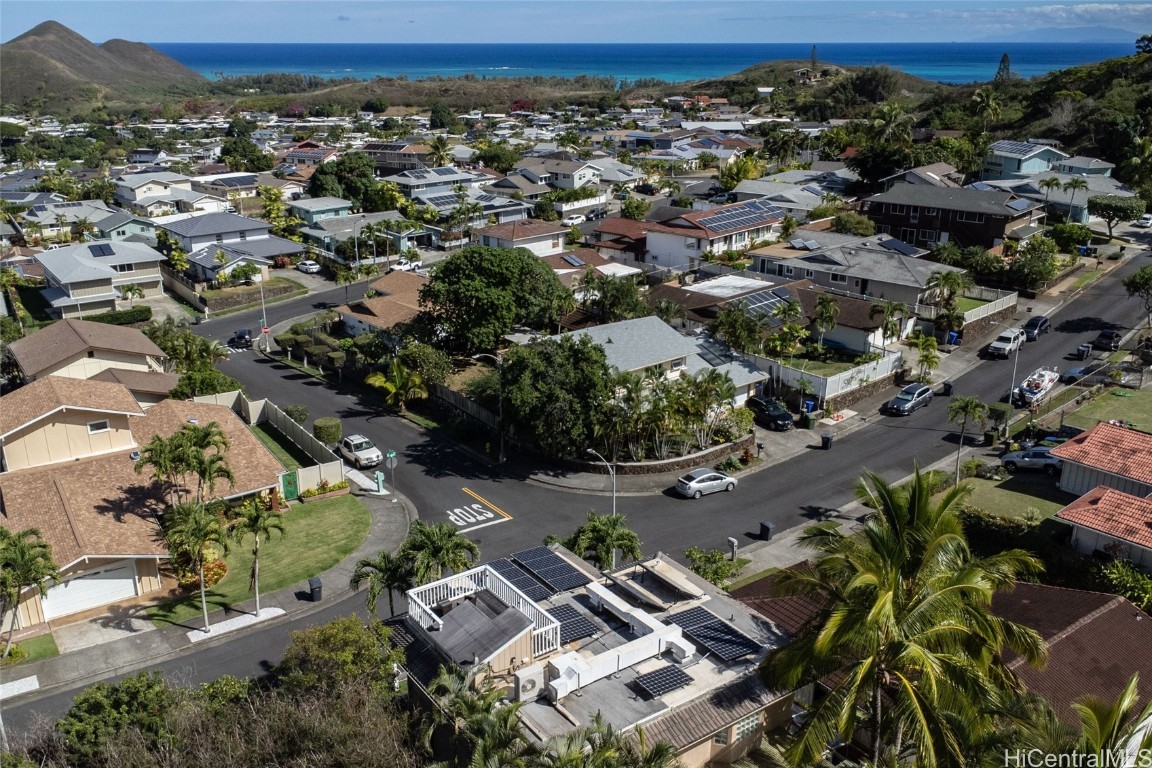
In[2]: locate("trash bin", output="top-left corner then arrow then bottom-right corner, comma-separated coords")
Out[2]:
820,433 -> 833,450
946,331 -> 959,346
308,576 -> 322,602
803,399 -> 816,413
1077,343 -> 1092,360
941,380 -> 954,396
760,521 -> 775,541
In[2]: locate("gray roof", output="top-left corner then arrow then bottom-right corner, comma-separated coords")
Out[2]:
187,236 -> 301,268
302,211 -> 422,242
561,316 -> 698,372
792,240 -> 964,289
37,242 -> 162,283
988,140 -> 1068,160
982,172 -> 1135,206
868,184 -> 1040,216
435,591 -> 533,666
114,171 -> 189,189
161,213 -> 270,237
24,200 -> 117,225
288,196 -> 353,212
1058,156 -> 1115,171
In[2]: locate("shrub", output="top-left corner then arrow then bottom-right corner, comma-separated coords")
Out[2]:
684,546 -> 744,588
716,455 -> 743,473
284,404 -> 309,424
299,480 -> 350,498
313,417 -> 342,444
86,305 -> 153,326
956,504 -> 1039,538
0,643 -> 29,665
1048,222 -> 1093,253
398,343 -> 451,386
170,369 -> 242,399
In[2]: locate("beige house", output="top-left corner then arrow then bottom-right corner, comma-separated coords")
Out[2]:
7,319 -> 167,382
471,219 -> 568,257
35,242 -> 166,318
0,384 -> 283,628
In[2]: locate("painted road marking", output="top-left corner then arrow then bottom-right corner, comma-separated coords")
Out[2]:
446,488 -> 512,532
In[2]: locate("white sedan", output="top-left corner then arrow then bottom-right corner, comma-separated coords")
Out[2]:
561,214 -> 586,226
296,259 -> 322,274
1135,214 -> 1152,228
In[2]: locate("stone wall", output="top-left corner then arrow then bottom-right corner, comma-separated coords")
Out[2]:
960,305 -> 1019,346
559,432 -> 755,476
824,373 -> 900,413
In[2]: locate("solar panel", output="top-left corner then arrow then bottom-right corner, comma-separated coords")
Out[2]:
433,167 -> 458,176
489,558 -> 555,602
802,240 -> 821,250
802,184 -> 825,196
512,546 -> 554,564
1007,198 -> 1033,211
635,664 -> 692,698
666,606 -> 717,630
512,547 -> 591,592
880,238 -> 919,257
548,604 -> 599,644
562,254 -> 586,267
88,244 -> 113,257
968,181 -> 993,191
741,289 -> 785,315
666,607 -> 760,662
788,239 -> 806,249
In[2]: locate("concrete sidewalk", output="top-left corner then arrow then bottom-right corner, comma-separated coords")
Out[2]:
2,489 -> 416,702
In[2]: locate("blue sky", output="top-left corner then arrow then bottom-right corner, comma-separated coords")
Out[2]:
3,0 -> 1150,43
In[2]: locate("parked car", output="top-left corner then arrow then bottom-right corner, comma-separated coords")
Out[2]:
1092,329 -> 1123,351
675,468 -> 737,499
886,383 -> 933,415
1000,447 -> 1062,475
634,183 -> 659,196
1060,362 -> 1109,384
296,259 -> 322,274
388,258 -> 423,273
229,329 -> 252,349
987,329 -> 1026,358
1022,315 -> 1051,341
1061,363 -> 1137,388
585,207 -> 607,220
614,191 -> 631,201
561,214 -> 586,226
337,434 -> 383,469
745,396 -> 794,431
1135,213 -> 1152,228
709,192 -> 736,204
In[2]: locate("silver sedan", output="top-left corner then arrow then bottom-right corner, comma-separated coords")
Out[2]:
675,468 -> 737,499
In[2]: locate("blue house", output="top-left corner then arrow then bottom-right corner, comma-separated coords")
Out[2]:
287,196 -> 353,226
982,140 -> 1069,181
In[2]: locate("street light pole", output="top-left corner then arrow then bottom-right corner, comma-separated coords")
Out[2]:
354,215 -> 365,271
586,448 -> 616,517
472,353 -> 505,464
992,321 -> 1022,406
258,278 -> 268,352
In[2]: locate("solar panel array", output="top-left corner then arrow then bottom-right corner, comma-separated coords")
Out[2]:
634,664 -> 693,698
1007,197 -> 1034,211
666,607 -> 760,662
433,167 -> 458,176
968,181 -> 994,191
562,254 -> 586,267
424,194 -> 458,208
547,603 -> 599,644
697,200 -> 784,234
991,140 -> 1039,157
879,238 -> 919,257
512,547 -> 591,592
88,244 -> 114,257
488,558 -> 555,602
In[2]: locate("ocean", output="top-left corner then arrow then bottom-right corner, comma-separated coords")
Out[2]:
150,42 -> 1130,86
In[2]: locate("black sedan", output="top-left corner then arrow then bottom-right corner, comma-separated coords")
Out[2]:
1022,315 -> 1051,340
746,396 -> 794,431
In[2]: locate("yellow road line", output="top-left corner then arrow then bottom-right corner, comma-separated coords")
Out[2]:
461,487 -> 513,520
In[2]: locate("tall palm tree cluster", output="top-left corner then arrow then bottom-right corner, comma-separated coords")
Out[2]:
710,298 -> 815,360
0,526 -> 59,658
143,317 -> 230,374
925,268 -> 976,339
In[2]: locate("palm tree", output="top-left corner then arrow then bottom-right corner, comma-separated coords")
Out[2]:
162,502 -> 230,632
650,297 -> 686,328
335,267 -> 355,302
421,663 -> 508,757
763,468 -> 1046,768
1063,177 -> 1089,220
230,499 -> 285,617
620,725 -> 681,768
1074,674 -> 1152,761
1039,176 -> 1062,205
365,358 -> 429,413
0,527 -> 59,657
870,299 -> 906,350
911,331 -> 941,381
812,293 -> 840,348
925,269 -> 974,308
972,87 -> 1003,133
426,135 -> 454,169
1121,137 -> 1152,188
134,433 -> 185,505
70,217 -> 97,242
401,520 -> 480,584
190,451 -> 236,502
349,549 -> 414,617
948,395 -> 989,483
573,511 -> 642,569
119,283 -> 145,308
869,103 -> 913,148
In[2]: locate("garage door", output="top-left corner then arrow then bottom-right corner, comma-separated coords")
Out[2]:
41,561 -> 138,621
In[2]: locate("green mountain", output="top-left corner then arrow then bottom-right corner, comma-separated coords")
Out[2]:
0,21 -> 206,112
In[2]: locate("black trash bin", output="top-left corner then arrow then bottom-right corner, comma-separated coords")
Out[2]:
308,576 -> 322,602
941,381 -> 954,396
760,521 -> 775,541
820,433 -> 833,450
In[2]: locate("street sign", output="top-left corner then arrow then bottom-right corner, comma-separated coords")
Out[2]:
384,456 -> 398,470
262,326 -> 270,334
386,450 -> 397,458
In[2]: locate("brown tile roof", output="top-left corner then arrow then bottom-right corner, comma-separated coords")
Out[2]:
89,368 -> 181,396
338,270 -> 428,331
1056,486 -> 1152,550
1050,423 -> 1152,485
130,399 -> 284,499
474,219 -> 568,241
992,583 -> 1152,722
7,319 -> 165,378
0,376 -> 144,439
731,564 -> 826,638
641,675 -> 783,750
366,269 -> 428,304
794,283 -> 883,331
594,217 -> 654,240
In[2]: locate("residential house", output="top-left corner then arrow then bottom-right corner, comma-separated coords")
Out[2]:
278,144 -> 339,168
0,387 -> 283,627
558,316 -> 699,378
160,213 -> 304,279
386,167 -> 489,199
190,172 -> 261,205
880,162 -> 965,190
471,219 -> 569,257
542,249 -> 642,290
730,182 -> 844,222
645,201 -> 785,270
1050,422 -> 1152,497
413,189 -> 532,235
393,548 -> 791,768
36,241 -> 166,319
1055,487 -> 1152,569
587,157 -> 645,188
287,196 -> 353,226
591,217 -> 654,263
87,368 -> 180,409
361,141 -> 433,175
299,210 -> 432,258
861,184 -> 1044,251
982,140 -> 1069,181
514,158 -> 602,190
749,231 -> 959,310
113,171 -> 225,217
980,172 -> 1137,225
21,200 -> 118,243
7,318 -> 167,383
1053,156 -> 1115,177
335,270 -> 427,339
127,147 -> 169,164
91,211 -> 157,244
794,283 -> 890,353
483,173 -> 552,201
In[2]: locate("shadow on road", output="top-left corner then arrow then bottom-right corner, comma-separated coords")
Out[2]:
1055,316 -> 1123,333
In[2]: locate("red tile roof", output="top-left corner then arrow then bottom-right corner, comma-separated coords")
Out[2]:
1056,486 -> 1152,549
594,217 -> 653,239
1050,423 -> 1152,485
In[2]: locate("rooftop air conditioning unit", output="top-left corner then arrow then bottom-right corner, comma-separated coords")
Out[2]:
515,663 -> 545,701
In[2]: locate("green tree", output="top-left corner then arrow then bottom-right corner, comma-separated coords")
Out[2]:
429,103 -> 457,131
870,299 -> 907,349
709,300 -> 766,354
1122,265 -> 1152,330
54,671 -> 177,763
1039,176 -> 1063,204
869,102 -> 913,148
258,184 -> 303,240
619,196 -> 651,220
230,499 -> 285,617
1011,236 -> 1061,290
350,550 -> 414,617
1074,674 -> 1152,761
426,134 -> 453,168
812,293 -> 840,347
1121,136 -> 1152,187
365,358 -> 429,413
684,545 -> 744,588
309,152 -> 378,209
763,468 -> 1046,768
972,87 -> 1003,133
578,269 -> 648,322
830,210 -> 875,236
397,342 -> 452,386
718,154 -> 764,189
400,520 -> 480,584
948,395 -> 989,484
0,527 -> 59,657
119,282 -> 145,308
911,331 -> 941,381
170,369 -> 243,399
571,511 -> 642,569
1087,194 -> 1145,238
162,502 -> 230,632
926,269 -> 975,307
417,245 -> 575,352
994,52 -> 1012,85
275,615 -> 404,697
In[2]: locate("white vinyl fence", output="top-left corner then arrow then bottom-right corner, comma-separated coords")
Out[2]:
748,350 -> 903,402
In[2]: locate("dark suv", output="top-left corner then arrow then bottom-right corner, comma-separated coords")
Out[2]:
1022,315 -> 1051,341
1093,329 -> 1123,351
746,396 -> 794,431
230,329 -> 253,349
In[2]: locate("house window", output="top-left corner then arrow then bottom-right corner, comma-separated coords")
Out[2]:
670,357 -> 686,371
900,228 -> 917,243
889,204 -> 907,215
735,714 -> 761,741
784,266 -> 794,276
713,730 -> 729,746
920,230 -> 936,243
552,238 -> 560,248
215,234 -> 224,243
957,211 -> 985,224
685,238 -> 697,249
87,420 -> 110,434
239,232 -> 247,241
922,207 -> 937,215
805,269 -> 814,278
829,274 -> 847,284
878,225 -> 891,235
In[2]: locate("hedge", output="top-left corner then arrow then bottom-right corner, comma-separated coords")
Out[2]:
86,305 -> 153,326
313,417 -> 342,445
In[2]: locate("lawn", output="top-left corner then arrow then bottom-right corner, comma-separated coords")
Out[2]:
1,633 -> 59,666
955,296 -> 989,313
1063,387 -> 1152,432
201,276 -> 306,303
251,423 -> 312,471
146,495 -> 371,627
1071,269 -> 1101,291
960,474 -> 1076,520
